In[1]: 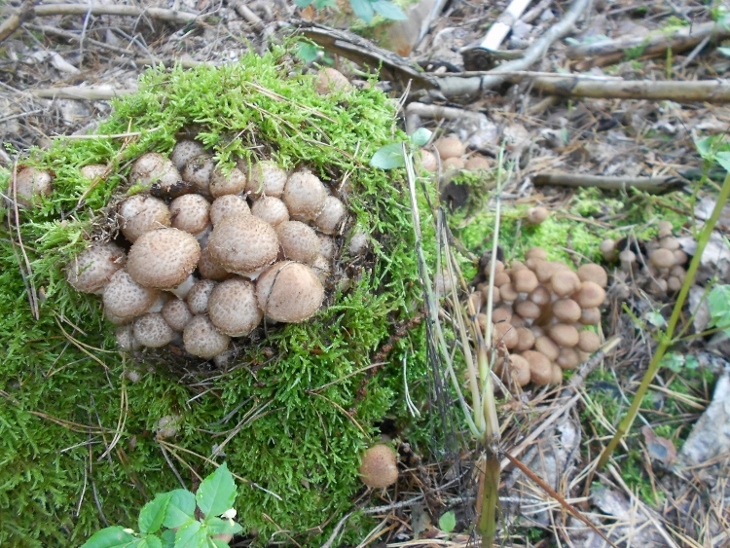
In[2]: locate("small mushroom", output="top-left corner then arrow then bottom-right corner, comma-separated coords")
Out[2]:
209,194 -> 250,226
133,312 -> 175,348
526,206 -> 549,225
358,444 -> 398,488
314,196 -> 347,235
183,315 -> 230,359
12,167 -> 53,208
210,165 -> 247,198
161,298 -> 193,331
103,269 -> 160,320
208,278 -> 263,336
255,261 -> 324,323
170,194 -> 210,236
66,242 -> 126,294
171,140 -> 205,171
316,67 -> 353,95
182,153 -> 215,195
126,228 -> 201,289
283,171 -> 327,221
129,152 -> 181,191
246,161 -> 289,198
186,279 -> 217,315
208,215 -> 279,277
118,195 -> 171,243
251,196 -> 289,226
522,350 -> 552,386
434,136 -> 465,160
276,221 -> 320,264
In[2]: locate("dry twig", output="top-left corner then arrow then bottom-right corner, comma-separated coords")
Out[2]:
533,173 -> 687,194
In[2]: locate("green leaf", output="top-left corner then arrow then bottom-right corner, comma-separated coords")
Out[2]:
660,352 -> 684,373
139,493 -> 172,535
349,0 -> 375,22
438,510 -> 456,533
163,489 -> 197,529
718,46 -> 730,57
708,284 -> 730,333
174,520 -> 206,547
160,529 -> 176,548
410,128 -> 432,147
210,540 -> 229,548
80,526 -> 137,548
138,536 -> 163,548
295,42 -> 321,64
294,0 -> 314,7
645,311 -> 666,328
196,463 -> 237,518
370,142 -> 405,169
205,517 -> 243,535
715,151 -> 730,172
314,0 -> 337,7
371,0 -> 408,20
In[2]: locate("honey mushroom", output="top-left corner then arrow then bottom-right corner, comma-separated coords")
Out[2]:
474,246 -> 607,387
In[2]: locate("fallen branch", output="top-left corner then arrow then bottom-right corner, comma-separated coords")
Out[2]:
32,86 -> 135,100
531,76 -> 730,103
32,3 -> 201,25
533,173 -> 686,194
566,19 -> 730,68
0,0 -> 34,43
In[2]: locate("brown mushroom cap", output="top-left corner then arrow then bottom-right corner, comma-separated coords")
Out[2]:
551,299 -> 582,323
465,155 -> 491,171
549,324 -> 580,347
118,195 -> 172,243
209,194 -> 251,226
171,139 -> 205,171
358,444 -> 398,488
283,171 -> 327,221
251,196 -> 290,227
649,248 -> 675,270
523,350 -> 552,386
578,330 -> 601,353
434,136 -> 465,160
246,161 -> 289,198
576,263 -> 608,288
556,347 -> 581,370
133,312 -> 175,348
256,261 -> 325,323
183,315 -> 230,358
129,152 -> 180,191
514,327 -> 536,352
514,299 -> 541,321
550,270 -> 581,298
574,281 -> 606,309
599,239 -> 616,261
210,165 -> 247,198
418,150 -> 438,173
208,278 -> 263,336
579,307 -> 601,325
529,285 -> 551,306
161,298 -> 193,331
493,321 -> 518,349
186,279 -> 217,315
512,269 -> 539,293
126,228 -> 201,290
492,307 -> 512,324
276,220 -> 320,265
314,196 -> 347,235
534,336 -> 560,361
103,269 -> 160,320
550,363 -> 564,385
526,206 -> 549,225
66,243 -> 126,294
182,153 -> 215,194
208,215 -> 279,277
170,194 -> 210,235
525,247 -> 548,261
509,354 -> 532,387
316,67 -> 353,95
197,245 -> 231,282
13,167 -> 53,207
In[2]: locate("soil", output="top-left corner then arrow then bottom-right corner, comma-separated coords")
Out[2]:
2,0 -> 729,546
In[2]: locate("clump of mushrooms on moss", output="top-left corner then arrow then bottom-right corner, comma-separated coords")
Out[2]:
66,140 -> 350,361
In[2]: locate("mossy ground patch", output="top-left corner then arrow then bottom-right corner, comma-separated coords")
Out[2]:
0,48 -> 434,545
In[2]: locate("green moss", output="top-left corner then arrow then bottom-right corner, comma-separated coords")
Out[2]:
0,48 -> 433,545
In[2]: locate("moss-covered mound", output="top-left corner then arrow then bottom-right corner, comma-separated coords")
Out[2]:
0,49 -> 430,546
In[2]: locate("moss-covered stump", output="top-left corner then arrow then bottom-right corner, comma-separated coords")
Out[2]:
0,49 -> 430,546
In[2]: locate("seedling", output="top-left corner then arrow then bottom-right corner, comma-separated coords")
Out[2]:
81,463 -> 243,548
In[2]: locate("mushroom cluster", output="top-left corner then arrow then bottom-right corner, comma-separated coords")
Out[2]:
472,247 -> 607,387
600,221 -> 688,295
419,135 -> 492,173
66,139 -> 349,361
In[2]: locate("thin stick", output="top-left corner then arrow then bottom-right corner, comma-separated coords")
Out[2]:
32,4 -> 201,25
533,172 -> 686,194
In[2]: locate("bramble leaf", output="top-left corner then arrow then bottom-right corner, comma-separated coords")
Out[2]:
80,526 -> 137,548
139,493 -> 172,535
163,489 -> 196,529
371,0 -> 408,20
350,0 -> 375,22
370,142 -> 405,169
196,463 -> 237,518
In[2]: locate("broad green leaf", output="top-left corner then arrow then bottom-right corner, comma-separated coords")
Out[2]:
349,0 -> 375,22
210,539 -> 229,548
371,0 -> 408,20
295,42 -> 321,64
205,516 -> 243,535
410,128 -> 432,147
294,0 -> 314,7
174,520 -> 205,547
196,463 -> 237,518
160,529 -> 176,548
138,536 -> 163,548
314,0 -> 337,7
715,151 -> 730,172
370,142 -> 405,169
80,526 -> 137,548
694,135 -> 713,159
438,510 -> 456,533
708,285 -> 730,333
163,489 -> 197,529
139,493 -> 172,535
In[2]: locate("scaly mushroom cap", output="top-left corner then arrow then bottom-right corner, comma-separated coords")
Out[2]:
209,194 -> 250,226
208,278 -> 263,336
276,221 -> 320,264
126,228 -> 201,289
13,167 -> 53,207
183,315 -> 230,359
161,298 -> 193,331
255,261 -> 324,323
314,196 -> 347,235
246,161 -> 288,198
103,269 -> 160,320
358,444 -> 398,488
434,136 -> 465,160
251,196 -> 289,226
208,215 -> 279,277
210,165 -> 247,198
186,279 -> 217,315
133,312 -> 175,348
118,195 -> 171,242
66,242 -> 126,294
316,67 -> 353,95
283,171 -> 327,221
171,140 -> 205,171
182,153 -> 215,195
129,152 -> 181,191
170,193 -> 210,235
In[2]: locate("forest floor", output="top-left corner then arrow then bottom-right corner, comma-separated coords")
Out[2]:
2,0 -> 730,546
